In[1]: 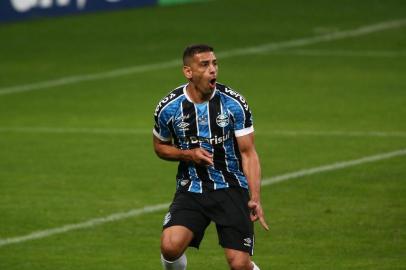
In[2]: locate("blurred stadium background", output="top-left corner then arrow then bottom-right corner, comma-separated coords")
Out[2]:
0,0 -> 405,269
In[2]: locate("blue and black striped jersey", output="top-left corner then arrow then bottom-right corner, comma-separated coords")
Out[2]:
153,83 -> 254,193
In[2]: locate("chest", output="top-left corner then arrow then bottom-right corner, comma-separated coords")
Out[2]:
172,101 -> 233,138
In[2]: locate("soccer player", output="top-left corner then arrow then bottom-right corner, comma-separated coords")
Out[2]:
153,44 -> 268,270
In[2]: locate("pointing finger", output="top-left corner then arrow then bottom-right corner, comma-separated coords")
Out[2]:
259,216 -> 269,231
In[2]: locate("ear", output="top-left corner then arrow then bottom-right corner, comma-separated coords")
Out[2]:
183,65 -> 192,80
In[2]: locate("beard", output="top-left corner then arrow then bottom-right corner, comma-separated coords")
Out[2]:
193,77 -> 216,93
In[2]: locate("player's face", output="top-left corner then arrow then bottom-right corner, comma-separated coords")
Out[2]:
185,51 -> 218,94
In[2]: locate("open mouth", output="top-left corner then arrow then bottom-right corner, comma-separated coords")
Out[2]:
209,78 -> 216,88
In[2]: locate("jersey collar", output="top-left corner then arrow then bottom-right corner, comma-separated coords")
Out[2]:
183,83 -> 217,104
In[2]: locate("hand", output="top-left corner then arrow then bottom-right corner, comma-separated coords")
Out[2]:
188,148 -> 213,166
248,200 -> 269,231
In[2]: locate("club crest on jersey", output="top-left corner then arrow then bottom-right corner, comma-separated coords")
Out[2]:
216,113 -> 229,128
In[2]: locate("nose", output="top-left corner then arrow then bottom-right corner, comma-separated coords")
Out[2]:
209,63 -> 216,74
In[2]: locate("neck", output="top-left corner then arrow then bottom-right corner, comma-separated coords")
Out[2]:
186,83 -> 214,103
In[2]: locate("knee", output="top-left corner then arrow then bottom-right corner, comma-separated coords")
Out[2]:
160,234 -> 185,261
227,255 -> 252,270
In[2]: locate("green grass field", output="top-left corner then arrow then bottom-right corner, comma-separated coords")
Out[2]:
1,0 -> 406,269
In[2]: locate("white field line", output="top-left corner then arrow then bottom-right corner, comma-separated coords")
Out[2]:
0,126 -> 151,135
261,148 -> 406,186
1,148 -> 406,247
266,49 -> 406,58
258,130 -> 406,138
0,59 -> 181,96
0,203 -> 171,248
0,18 -> 405,96
1,126 -> 406,138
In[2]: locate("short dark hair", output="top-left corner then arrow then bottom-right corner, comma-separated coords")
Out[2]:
183,44 -> 214,65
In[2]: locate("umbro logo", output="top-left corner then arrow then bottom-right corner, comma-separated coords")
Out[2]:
180,179 -> 189,186
163,212 -> 171,226
177,121 -> 190,129
243,238 -> 252,247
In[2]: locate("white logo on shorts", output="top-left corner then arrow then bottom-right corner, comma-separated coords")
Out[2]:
180,179 -> 189,186
163,212 -> 171,226
243,237 -> 252,247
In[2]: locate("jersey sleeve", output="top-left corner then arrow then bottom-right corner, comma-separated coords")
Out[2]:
153,105 -> 172,142
228,94 -> 254,137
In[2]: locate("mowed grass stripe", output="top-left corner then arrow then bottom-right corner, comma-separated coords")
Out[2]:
0,18 -> 405,96
1,126 -> 406,138
1,148 -> 405,248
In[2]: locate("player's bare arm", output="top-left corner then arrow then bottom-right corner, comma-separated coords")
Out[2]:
153,135 -> 213,166
236,133 -> 269,231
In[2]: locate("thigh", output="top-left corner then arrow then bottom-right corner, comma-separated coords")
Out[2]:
163,192 -> 211,248
161,225 -> 194,251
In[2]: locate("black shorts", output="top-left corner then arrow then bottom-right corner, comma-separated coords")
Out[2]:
162,187 -> 254,255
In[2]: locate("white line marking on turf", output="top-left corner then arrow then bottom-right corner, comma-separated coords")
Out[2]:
215,18 -> 406,58
0,203 -> 171,248
258,130 -> 406,138
1,126 -> 406,138
261,148 -> 406,186
1,148 -> 405,247
0,126 -> 151,135
0,18 -> 405,96
0,60 -> 181,96
265,49 -> 406,58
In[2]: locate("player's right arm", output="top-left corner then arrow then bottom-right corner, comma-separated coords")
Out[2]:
153,92 -> 213,166
153,135 -> 213,166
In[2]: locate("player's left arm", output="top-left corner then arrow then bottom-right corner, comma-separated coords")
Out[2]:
237,133 -> 269,231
